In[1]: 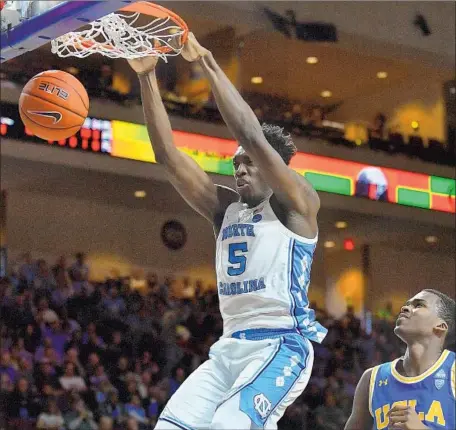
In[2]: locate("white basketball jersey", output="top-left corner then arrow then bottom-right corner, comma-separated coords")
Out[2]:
215,199 -> 327,343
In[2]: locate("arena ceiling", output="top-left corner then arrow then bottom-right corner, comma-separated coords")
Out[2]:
5,2 -> 453,124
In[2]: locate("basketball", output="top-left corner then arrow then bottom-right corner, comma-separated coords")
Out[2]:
19,70 -> 89,140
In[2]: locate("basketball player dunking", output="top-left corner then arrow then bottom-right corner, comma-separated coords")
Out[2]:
345,289 -> 455,430
128,33 -> 326,429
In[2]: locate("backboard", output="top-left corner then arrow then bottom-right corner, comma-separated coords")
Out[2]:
0,0 -> 140,63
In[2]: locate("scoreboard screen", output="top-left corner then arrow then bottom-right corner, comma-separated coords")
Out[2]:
1,102 -> 112,155
1,102 -> 454,213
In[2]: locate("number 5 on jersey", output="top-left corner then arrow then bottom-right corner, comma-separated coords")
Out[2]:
228,242 -> 248,276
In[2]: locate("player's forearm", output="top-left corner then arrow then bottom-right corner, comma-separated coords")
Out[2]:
198,52 -> 262,146
138,71 -> 179,164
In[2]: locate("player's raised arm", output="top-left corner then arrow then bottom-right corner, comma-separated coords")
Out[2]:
344,368 -> 374,430
181,33 -> 319,220
128,56 -> 238,224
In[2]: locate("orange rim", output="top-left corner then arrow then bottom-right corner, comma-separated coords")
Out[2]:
78,1 -> 189,55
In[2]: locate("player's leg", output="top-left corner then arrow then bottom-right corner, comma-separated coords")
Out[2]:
210,335 -> 314,429
155,351 -> 231,430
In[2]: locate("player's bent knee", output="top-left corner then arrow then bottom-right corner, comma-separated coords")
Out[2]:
211,395 -> 255,429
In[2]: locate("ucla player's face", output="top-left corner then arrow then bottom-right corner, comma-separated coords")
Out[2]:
233,148 -> 271,205
394,291 -> 444,342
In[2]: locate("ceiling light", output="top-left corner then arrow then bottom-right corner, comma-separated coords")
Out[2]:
251,76 -> 263,84
425,235 -> 438,243
306,56 -> 318,64
321,90 -> 332,98
335,221 -> 347,229
377,71 -> 388,79
411,120 -> 420,130
66,67 -> 79,75
134,190 -> 146,198
324,241 -> 336,249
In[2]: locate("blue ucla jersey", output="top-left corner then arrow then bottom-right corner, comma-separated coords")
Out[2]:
370,349 -> 456,430
215,200 -> 327,343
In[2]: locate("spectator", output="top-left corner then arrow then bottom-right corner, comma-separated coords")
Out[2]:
146,396 -> 159,427
35,359 -> 61,394
52,267 -> 74,308
345,305 -> 361,337
125,417 -> 139,430
94,379 -> 115,406
125,394 -> 148,427
89,364 -> 110,390
137,370 -> 151,400
65,348 -> 86,379
99,416 -> 114,430
4,293 -> 35,329
59,362 -> 87,393
23,323 -> 41,353
18,252 -> 35,286
168,366 -> 185,396
101,286 -> 126,318
34,337 -> 60,366
7,377 -> 39,422
41,318 -> 71,362
16,356 -> 34,385
105,331 -> 131,366
99,389 -> 124,427
51,256 -> 68,279
369,113 -> 387,139
306,106 -> 324,127
69,253 -> 90,294
36,398 -> 64,430
64,396 -> 97,430
82,322 -> 105,348
314,389 -> 347,430
12,337 -> 33,367
0,351 -> 17,384
377,301 -> 394,322
34,259 -> 56,291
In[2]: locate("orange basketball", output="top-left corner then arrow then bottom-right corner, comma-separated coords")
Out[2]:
19,70 -> 89,140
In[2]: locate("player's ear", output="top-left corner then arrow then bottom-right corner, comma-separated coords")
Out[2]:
434,320 -> 448,338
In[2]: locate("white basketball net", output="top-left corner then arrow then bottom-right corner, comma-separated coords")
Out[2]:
51,11 -> 185,61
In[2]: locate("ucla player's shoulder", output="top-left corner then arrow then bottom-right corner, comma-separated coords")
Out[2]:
361,366 -> 376,394
344,368 -> 375,430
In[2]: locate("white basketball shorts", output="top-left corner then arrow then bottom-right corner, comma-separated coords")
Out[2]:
154,328 -> 314,429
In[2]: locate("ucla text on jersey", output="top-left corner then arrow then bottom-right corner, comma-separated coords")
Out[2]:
370,350 -> 456,429
215,200 -> 327,343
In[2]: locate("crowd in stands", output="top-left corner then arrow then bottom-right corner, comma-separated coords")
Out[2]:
0,252 -> 405,430
1,57 -> 454,166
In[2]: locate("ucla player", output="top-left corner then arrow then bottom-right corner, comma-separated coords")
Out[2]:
345,289 -> 455,430
128,33 -> 326,429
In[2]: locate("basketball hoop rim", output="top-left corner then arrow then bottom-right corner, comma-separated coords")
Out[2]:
93,1 -> 189,55
121,2 -> 189,52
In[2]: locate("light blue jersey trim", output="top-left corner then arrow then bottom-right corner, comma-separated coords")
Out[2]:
231,328 -> 298,340
270,338 -> 312,419
287,238 -> 297,329
289,239 -> 328,343
239,335 -> 311,427
221,339 -> 282,405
